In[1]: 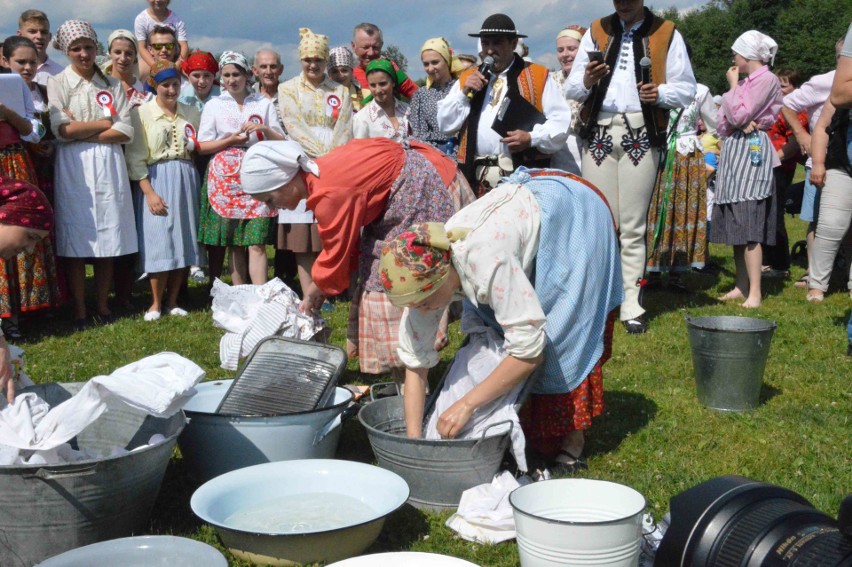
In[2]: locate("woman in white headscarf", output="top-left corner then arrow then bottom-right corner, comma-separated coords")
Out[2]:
708,30 -> 782,309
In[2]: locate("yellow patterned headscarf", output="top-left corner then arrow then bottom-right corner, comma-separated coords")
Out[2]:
299,27 -> 329,60
380,222 -> 466,307
420,37 -> 465,87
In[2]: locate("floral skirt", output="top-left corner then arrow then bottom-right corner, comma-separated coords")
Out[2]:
646,149 -> 708,271
518,314 -> 614,458
0,145 -> 63,317
197,151 -> 274,247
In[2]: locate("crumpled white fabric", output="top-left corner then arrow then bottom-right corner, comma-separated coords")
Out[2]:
639,512 -> 670,567
211,278 -> 323,370
0,352 -> 204,464
424,310 -> 527,471
445,471 -> 529,544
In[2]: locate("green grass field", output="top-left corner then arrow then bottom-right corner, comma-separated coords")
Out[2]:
16,211 -> 852,566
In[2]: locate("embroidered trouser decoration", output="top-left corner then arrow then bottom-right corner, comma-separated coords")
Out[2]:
588,126 -> 614,167
621,120 -> 650,166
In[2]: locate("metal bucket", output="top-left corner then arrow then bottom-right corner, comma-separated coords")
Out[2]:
509,479 -> 645,566
178,380 -> 353,482
685,316 -> 777,412
358,396 -> 511,511
0,382 -> 185,567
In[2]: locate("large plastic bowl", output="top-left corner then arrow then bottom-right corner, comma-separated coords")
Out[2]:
35,535 -> 227,566
191,459 -> 410,566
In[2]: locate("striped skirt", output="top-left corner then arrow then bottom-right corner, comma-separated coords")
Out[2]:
135,160 -> 201,273
710,131 -> 777,246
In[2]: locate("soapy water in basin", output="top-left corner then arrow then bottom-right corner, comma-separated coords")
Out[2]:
224,492 -> 378,533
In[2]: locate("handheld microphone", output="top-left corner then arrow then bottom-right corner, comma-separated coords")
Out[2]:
639,56 -> 651,84
467,56 -> 495,99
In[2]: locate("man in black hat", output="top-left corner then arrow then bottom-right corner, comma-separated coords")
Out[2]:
437,13 -> 571,196
565,0 -> 696,334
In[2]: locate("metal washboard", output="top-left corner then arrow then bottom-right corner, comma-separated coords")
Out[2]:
215,336 -> 347,416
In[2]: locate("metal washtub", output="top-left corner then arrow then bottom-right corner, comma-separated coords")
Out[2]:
0,382 -> 185,567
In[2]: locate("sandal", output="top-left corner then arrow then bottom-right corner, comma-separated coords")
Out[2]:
806,292 -> 824,303
548,449 -> 589,476
793,274 -> 809,288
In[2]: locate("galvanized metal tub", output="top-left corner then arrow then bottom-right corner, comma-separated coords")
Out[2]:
358,395 -> 511,511
178,380 -> 353,482
686,316 -> 777,412
0,382 -> 185,567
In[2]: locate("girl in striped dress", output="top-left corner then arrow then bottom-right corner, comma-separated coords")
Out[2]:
709,31 -> 782,308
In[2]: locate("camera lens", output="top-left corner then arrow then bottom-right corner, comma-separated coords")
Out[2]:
656,475 -> 852,566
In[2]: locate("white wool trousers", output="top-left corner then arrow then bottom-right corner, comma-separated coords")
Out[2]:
809,169 -> 852,292
581,112 -> 660,321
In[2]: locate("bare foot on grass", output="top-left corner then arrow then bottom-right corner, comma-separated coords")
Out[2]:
741,296 -> 761,308
719,288 -> 745,301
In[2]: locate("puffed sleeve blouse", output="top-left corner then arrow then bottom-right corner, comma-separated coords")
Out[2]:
47,67 -> 133,141
398,182 -> 546,369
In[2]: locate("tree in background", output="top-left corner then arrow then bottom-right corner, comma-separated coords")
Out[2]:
661,0 -> 847,95
382,44 -> 408,73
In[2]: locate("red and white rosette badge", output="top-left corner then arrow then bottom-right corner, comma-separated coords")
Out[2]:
247,114 -> 264,143
326,94 -> 342,120
95,90 -> 117,118
184,124 -> 199,152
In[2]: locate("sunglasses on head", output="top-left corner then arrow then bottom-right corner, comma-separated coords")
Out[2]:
151,42 -> 175,51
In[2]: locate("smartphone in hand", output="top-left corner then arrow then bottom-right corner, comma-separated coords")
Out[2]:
587,50 -> 605,64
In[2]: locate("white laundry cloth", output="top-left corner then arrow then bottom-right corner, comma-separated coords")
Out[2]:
445,471 -> 529,544
425,309 -> 528,471
0,352 -> 204,464
211,277 -> 323,370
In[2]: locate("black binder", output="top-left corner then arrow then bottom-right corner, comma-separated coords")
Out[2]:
491,95 -> 547,137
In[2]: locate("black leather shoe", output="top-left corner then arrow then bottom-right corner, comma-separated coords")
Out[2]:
623,316 -> 648,334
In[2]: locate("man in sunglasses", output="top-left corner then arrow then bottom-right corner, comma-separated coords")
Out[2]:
147,25 -> 180,65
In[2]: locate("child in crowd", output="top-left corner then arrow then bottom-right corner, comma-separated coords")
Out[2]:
17,10 -> 64,87
47,21 -> 138,329
178,50 -> 219,112
134,0 -> 190,71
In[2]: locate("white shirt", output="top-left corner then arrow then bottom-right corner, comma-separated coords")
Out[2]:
134,9 -> 188,41
565,21 -> 696,113
197,90 -> 284,144
47,67 -> 134,141
436,62 -> 571,158
352,99 -> 411,142
398,183 -> 545,369
782,70 -> 835,168
34,57 -> 64,88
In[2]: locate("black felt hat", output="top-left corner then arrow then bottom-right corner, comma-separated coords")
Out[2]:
468,14 -> 527,38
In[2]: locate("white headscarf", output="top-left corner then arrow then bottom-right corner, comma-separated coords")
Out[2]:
732,30 -> 778,66
240,141 -> 320,195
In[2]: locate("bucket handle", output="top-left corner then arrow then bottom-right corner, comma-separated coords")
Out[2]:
313,403 -> 360,446
29,463 -> 99,480
472,420 -> 513,458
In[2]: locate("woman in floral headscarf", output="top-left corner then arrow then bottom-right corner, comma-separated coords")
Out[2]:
277,28 -> 352,299
409,37 -> 464,156
379,170 -> 622,474
196,51 -> 285,286
0,178 -> 52,402
48,20 -> 137,329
